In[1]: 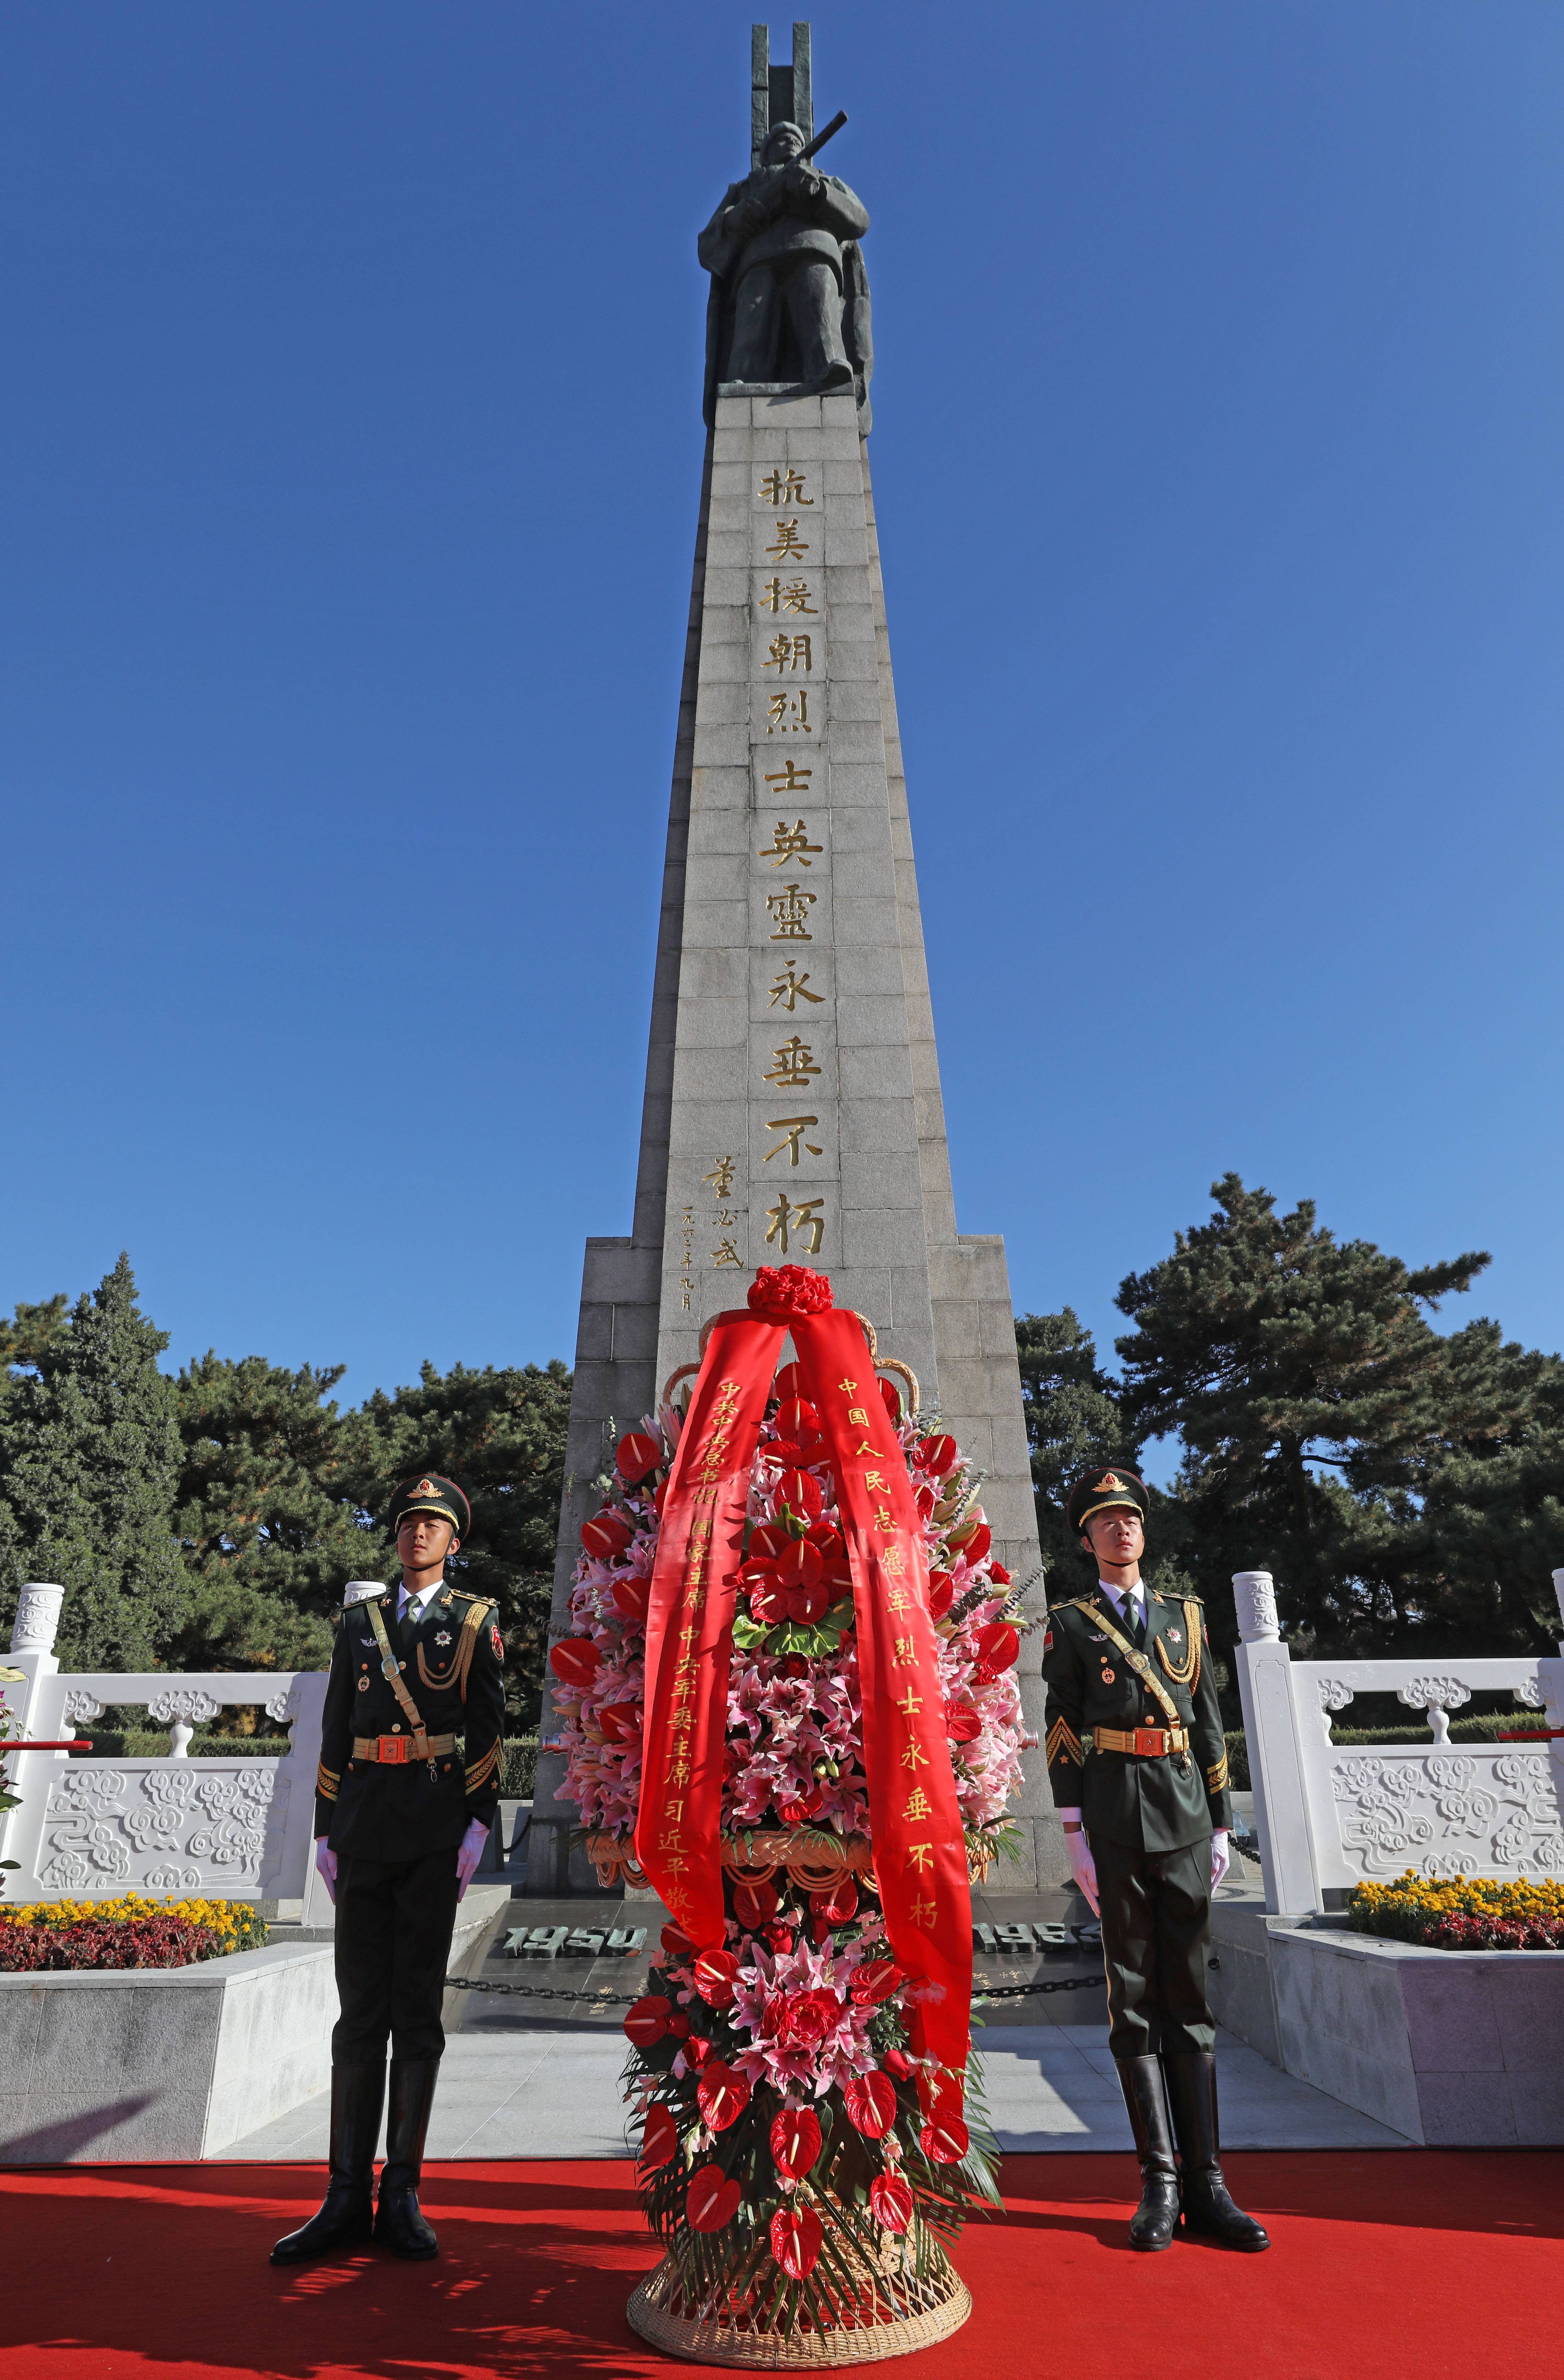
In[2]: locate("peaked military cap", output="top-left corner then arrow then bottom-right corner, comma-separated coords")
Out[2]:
387,1472 -> 471,1541
1065,1463 -> 1149,1536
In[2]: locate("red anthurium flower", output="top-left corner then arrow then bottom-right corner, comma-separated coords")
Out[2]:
770,2105 -> 822,2179
915,1433 -> 959,1477
920,2114 -> 970,2164
653,1476 -> 672,1517
770,2204 -> 823,2278
974,1621 -> 1020,1677
777,1786 -> 824,1821
948,1519 -> 991,1564
945,1700 -> 982,1744
747,1520 -> 791,1561
775,1467 -> 824,1521
776,1535 -> 824,1590
869,2172 -> 915,2232
926,1571 -> 955,1621
784,1576 -> 833,1623
693,1947 -> 740,2007
688,2165 -> 741,2232
877,1376 -> 903,1422
616,1430 -> 661,1485
661,1921 -> 693,1959
749,1578 -> 788,1627
696,2061 -> 751,2131
844,2071 -> 897,2137
549,1637 -> 600,1688
915,1483 -> 937,1520
849,1959 -> 902,2006
772,1361 -> 806,1401
594,1699 -> 642,1746
580,1509 -> 633,1560
639,2103 -> 678,2170
733,1880 -> 780,1929
609,1575 -> 649,1625
811,1876 -> 858,1925
623,1995 -> 671,2048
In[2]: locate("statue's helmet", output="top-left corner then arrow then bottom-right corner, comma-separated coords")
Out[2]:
763,121 -> 806,163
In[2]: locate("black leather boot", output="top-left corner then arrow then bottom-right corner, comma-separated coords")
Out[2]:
1115,2056 -> 1181,2251
374,2058 -> 441,2259
1163,2051 -> 1270,2251
270,2063 -> 384,2264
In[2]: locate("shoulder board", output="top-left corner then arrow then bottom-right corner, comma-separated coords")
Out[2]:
450,1591 -> 497,1613
343,1580 -> 389,1608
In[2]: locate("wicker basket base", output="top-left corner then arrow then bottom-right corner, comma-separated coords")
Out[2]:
625,2228 -> 971,2369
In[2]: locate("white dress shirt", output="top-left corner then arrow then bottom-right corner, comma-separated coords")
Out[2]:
397,1580 -> 443,1628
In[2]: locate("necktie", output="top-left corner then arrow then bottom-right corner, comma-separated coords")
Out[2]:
399,1596 -> 422,1653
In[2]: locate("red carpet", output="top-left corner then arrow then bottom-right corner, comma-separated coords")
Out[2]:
4,2154 -> 1560,2379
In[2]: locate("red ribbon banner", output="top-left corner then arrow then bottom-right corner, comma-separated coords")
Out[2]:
636,1283 -> 971,2123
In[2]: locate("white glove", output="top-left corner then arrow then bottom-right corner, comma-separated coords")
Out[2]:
314,1836 -> 338,1904
1065,1828 -> 1099,1916
1210,1830 -> 1231,1892
455,1814 -> 491,1899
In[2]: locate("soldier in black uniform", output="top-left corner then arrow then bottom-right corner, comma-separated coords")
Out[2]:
1044,1464 -> 1268,2254
272,1473 -> 505,2266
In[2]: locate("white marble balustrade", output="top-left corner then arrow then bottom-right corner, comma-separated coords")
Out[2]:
0,1584 -> 327,1903
1232,1566 -> 1564,1915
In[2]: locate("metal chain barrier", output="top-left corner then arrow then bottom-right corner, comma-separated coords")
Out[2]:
443,1970 -> 1104,2005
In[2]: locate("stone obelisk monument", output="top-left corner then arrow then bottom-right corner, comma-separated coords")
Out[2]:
528,23 -> 1051,1894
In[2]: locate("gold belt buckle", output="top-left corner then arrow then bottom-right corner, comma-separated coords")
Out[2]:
1133,1727 -> 1164,1756
378,1734 -> 408,1764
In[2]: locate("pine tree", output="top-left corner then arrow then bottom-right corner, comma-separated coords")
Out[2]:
1112,1174 -> 1559,1662
0,1256 -> 187,1668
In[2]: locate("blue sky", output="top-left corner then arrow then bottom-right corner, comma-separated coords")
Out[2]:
4,3 -> 1561,1442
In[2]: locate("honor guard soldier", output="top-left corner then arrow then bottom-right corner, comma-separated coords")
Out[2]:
1043,1464 -> 1268,2254
272,1473 -> 505,2266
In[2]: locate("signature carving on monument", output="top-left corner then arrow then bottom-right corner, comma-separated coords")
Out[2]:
699,119 -> 872,425
38,1761 -> 281,1894
1331,1750 -> 1563,1877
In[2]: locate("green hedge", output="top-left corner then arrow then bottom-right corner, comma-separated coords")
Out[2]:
501,1738 -> 538,1798
1222,1710 -> 1538,1796
77,1732 -> 294,1759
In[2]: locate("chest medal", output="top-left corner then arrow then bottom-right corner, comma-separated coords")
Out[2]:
434,1630 -> 452,1647
1100,1666 -> 1116,1685
357,1676 -> 370,1692
1167,1627 -> 1183,1646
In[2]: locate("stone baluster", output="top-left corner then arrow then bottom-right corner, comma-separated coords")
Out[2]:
1396,1676 -> 1472,1746
1232,1569 -> 1319,1915
10,1583 -> 64,1657
147,1689 -> 223,1757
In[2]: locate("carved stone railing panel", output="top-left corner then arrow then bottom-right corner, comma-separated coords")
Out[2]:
1231,1574 -> 1563,1915
34,1761 -> 284,1898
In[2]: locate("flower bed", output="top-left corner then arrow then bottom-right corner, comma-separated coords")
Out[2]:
0,1894 -> 267,1969
1347,1871 -> 1564,1950
551,1289 -> 1025,2338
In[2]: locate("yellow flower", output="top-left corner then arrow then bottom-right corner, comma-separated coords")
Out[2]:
0,1894 -> 266,1952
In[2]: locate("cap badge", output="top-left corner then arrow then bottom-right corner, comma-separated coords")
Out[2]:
1096,1472 -> 1121,1492
416,1478 -> 434,1495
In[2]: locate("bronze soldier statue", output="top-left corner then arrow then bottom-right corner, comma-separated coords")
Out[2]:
1044,1464 -> 1268,2254
699,119 -> 871,408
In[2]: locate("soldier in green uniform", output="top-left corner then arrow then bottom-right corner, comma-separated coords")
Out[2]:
1043,1464 -> 1268,2254
272,1473 -> 506,2266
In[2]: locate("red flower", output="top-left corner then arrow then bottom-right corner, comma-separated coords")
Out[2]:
884,2048 -> 914,2079
777,1659 -> 812,1687
775,1397 -> 827,1457
913,1433 -> 958,1477
665,2011 -> 690,2039
747,1522 -> 790,1561
595,1700 -> 641,1746
749,1577 -> 788,1627
623,1995 -> 671,2048
580,1509 -> 633,1560
877,1376 -> 903,1422
974,1621 -> 1020,1678
733,1879 -> 780,1930
638,2103 -> 678,2171
770,2204 -> 823,2278
920,2114 -> 969,2164
616,1430 -> 661,1485
869,2172 -> 915,2232
945,1700 -> 982,1743
848,1959 -> 903,2006
926,1571 -> 955,1621
770,2105 -> 822,2179
810,1876 -> 858,1926
609,1576 -> 649,1624
948,1519 -> 991,1564
765,1987 -> 840,2048
684,2034 -> 714,2068
549,1637 -> 600,1688
696,2060 -> 752,2131
988,1563 -> 1012,1586
764,1924 -> 795,1955
777,1786 -> 823,1820
748,1265 -> 833,1317
844,2071 -> 897,2137
688,2165 -> 741,2232
693,1947 -> 739,2007
775,1468 -> 824,1522
661,1921 -> 693,1959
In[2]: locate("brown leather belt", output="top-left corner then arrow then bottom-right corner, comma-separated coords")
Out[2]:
1093,1724 -> 1190,1757
352,1732 -> 458,1764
